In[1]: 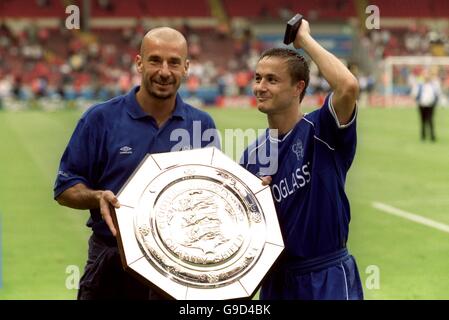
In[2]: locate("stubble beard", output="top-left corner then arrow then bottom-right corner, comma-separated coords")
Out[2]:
143,76 -> 177,100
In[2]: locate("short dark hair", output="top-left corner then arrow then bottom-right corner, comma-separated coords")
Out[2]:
258,48 -> 310,102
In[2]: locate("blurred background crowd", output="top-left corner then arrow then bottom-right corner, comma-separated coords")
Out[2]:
0,0 -> 448,109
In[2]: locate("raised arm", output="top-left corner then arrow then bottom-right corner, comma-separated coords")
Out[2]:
56,183 -> 120,236
293,19 -> 359,125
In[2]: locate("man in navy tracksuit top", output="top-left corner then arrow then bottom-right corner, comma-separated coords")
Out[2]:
54,27 -> 219,299
240,19 -> 363,300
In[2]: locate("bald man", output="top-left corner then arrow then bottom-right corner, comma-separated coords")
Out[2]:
54,27 -> 219,299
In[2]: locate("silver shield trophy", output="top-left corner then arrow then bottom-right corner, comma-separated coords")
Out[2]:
113,147 -> 284,300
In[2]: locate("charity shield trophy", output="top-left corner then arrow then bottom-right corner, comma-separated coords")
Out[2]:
112,147 -> 284,300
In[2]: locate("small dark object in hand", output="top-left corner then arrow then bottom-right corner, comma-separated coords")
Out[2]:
283,14 -> 303,45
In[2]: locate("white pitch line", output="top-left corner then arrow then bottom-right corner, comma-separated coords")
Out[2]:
372,201 -> 449,234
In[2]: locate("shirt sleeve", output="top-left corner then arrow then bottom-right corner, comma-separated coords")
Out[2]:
53,115 -> 102,199
313,92 -> 357,171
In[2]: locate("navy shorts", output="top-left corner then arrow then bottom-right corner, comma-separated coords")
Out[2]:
77,233 -> 164,300
260,248 -> 364,300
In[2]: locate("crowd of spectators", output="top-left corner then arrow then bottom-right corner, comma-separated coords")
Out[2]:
0,20 -> 269,104
357,24 -> 449,97
1,16 -> 448,108
360,23 -> 449,60
0,20 -> 142,102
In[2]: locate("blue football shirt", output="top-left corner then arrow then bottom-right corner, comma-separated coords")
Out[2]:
54,86 -> 220,237
241,93 -> 357,258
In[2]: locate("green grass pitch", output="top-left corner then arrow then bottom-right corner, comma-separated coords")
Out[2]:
1,105 -> 449,299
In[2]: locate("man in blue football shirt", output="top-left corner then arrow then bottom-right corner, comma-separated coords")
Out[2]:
241,19 -> 363,299
54,27 -> 219,299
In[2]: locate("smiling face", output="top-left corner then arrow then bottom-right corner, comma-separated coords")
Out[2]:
136,28 -> 189,100
253,56 -> 303,114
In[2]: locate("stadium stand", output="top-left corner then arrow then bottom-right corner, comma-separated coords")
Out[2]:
0,0 -> 211,18
90,0 -> 211,18
222,0 -> 356,19
0,0 -> 68,18
368,0 -> 449,18
0,0 -> 448,108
